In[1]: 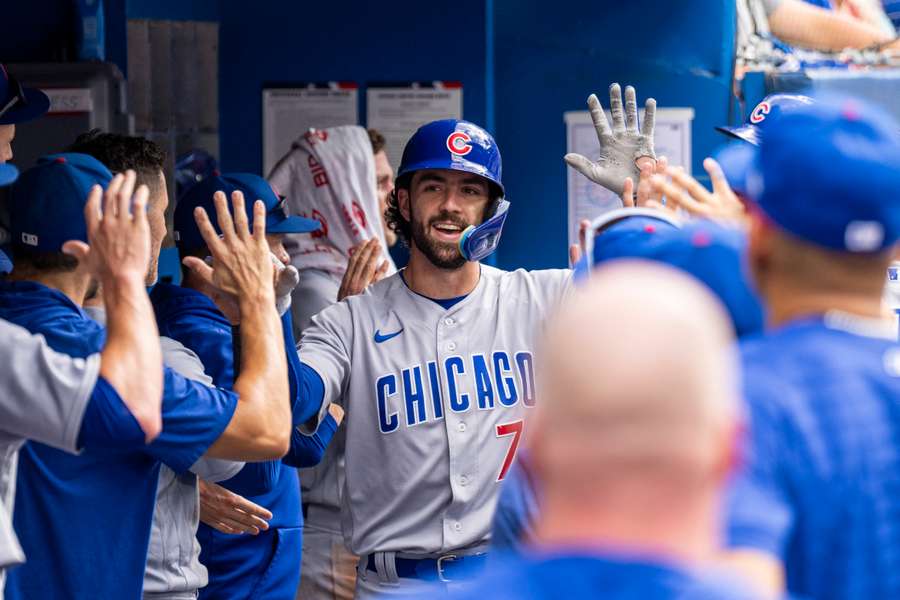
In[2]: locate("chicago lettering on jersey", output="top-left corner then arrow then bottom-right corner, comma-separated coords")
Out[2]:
375,351 -> 535,434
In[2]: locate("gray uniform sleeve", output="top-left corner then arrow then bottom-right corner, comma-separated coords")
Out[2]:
297,299 -> 353,428
0,500 -> 24,573
0,318 -> 100,453
158,336 -> 245,482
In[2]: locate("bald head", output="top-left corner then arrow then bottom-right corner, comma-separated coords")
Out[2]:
532,261 -> 740,483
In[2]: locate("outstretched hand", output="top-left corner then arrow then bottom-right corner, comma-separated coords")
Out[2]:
182,191 -> 275,305
62,170 -> 151,284
649,158 -> 747,224
565,83 -> 657,197
338,239 -> 389,302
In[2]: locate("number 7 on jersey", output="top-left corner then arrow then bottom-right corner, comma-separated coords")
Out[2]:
495,419 -> 524,482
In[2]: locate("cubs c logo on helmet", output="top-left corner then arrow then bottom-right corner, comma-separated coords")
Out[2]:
750,101 -> 771,124
446,132 -> 473,156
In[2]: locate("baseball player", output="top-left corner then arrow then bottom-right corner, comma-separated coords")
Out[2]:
69,131 -> 262,599
0,154 -> 294,600
0,163 -> 163,592
715,96 -> 900,599
268,125 -> 397,600
0,64 -> 52,273
153,172 -> 339,600
290,83 -> 655,597
491,212 -> 766,552
449,262 -> 761,600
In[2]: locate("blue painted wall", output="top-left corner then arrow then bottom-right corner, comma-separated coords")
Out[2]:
217,1 -> 490,174
492,1 -> 736,270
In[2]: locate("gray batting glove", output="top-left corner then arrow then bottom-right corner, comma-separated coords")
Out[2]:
272,256 -> 299,316
564,83 -> 657,197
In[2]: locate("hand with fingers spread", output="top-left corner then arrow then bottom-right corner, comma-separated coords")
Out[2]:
63,170 -> 152,285
182,191 -> 276,303
565,83 -> 657,197
649,158 -> 747,224
199,480 -> 273,535
337,238 -> 390,302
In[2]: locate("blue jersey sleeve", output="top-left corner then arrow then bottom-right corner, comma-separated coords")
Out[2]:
145,366 -> 239,474
491,456 -> 539,554
219,459 -> 283,497
76,375 -> 146,450
283,310 -> 322,426
726,373 -> 796,558
282,412 -> 338,468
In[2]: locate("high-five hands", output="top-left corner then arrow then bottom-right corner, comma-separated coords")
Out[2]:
565,83 -> 657,197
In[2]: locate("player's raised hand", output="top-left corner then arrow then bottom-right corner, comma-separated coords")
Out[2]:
183,190 -> 275,303
338,239 -> 389,302
199,480 -> 272,535
649,159 -> 747,224
62,170 -> 152,284
565,83 -> 657,197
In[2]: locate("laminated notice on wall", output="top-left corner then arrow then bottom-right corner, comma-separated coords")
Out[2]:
366,82 -> 463,168
564,108 -> 695,249
262,83 -> 359,176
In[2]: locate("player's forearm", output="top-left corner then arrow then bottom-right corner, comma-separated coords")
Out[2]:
768,0 -> 891,50
99,274 -> 163,441
231,295 -> 291,456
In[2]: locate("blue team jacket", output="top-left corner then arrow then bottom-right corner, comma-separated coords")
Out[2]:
0,281 -> 238,600
151,282 -> 332,600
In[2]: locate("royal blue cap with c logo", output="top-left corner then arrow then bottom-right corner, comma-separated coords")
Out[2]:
716,93 -> 815,146
10,153 -> 112,252
727,94 -> 900,253
173,172 -> 320,253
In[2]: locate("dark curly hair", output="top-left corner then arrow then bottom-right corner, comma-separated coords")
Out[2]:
385,173 -> 502,247
367,128 -> 386,156
68,130 -> 166,193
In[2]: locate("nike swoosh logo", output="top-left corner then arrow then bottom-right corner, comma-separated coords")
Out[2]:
374,328 -> 404,344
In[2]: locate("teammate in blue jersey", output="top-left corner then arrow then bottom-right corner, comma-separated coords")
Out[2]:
450,262 -> 760,600
0,163 -> 165,592
714,96 -> 900,600
0,153 -> 295,600
492,211 -> 765,552
154,172 -> 339,600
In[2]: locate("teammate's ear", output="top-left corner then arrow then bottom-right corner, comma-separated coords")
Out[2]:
397,188 -> 411,222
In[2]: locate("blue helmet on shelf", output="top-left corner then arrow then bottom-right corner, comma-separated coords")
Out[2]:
397,119 -> 507,262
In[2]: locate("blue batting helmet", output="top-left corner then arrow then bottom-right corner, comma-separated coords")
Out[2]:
397,119 -> 504,195
716,93 -> 815,146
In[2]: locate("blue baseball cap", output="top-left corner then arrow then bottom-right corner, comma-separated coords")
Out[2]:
715,94 -> 815,146
0,64 -> 51,125
572,208 -> 683,282
0,163 -> 18,186
10,153 -> 112,252
729,94 -> 900,253
173,172 -> 320,252
580,217 -> 764,337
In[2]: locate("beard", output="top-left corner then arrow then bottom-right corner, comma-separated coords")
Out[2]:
410,209 -> 470,270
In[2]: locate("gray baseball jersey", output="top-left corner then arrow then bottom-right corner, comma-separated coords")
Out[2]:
299,265 -> 572,556
0,318 -> 100,585
82,306 -> 244,599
